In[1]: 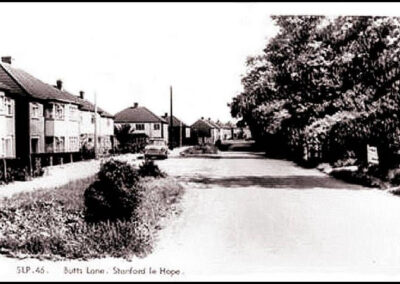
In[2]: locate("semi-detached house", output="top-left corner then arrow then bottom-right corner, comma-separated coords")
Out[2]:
0,62 -> 81,157
70,90 -> 115,155
114,103 -> 168,143
0,82 -> 15,158
0,57 -> 114,167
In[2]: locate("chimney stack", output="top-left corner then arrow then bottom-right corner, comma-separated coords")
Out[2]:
56,79 -> 63,90
133,102 -> 138,108
79,91 -> 85,99
164,112 -> 168,118
201,117 -> 204,120
1,56 -> 12,64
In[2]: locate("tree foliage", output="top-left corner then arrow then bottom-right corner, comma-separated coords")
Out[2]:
230,16 -> 400,168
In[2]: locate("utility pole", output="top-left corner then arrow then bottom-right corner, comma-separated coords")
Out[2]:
94,91 -> 98,159
180,120 -> 183,147
169,86 -> 174,150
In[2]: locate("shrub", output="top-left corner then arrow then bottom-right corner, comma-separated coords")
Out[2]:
0,175 -> 184,260
138,160 -> 166,178
84,160 -> 140,222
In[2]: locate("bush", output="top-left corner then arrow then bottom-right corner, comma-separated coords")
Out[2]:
138,160 -> 166,178
84,160 -> 140,222
0,174 -> 184,260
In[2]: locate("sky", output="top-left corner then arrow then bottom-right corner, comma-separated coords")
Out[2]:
0,2 -> 399,125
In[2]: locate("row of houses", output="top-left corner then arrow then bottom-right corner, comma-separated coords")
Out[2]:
191,117 -> 251,144
0,56 -> 114,168
113,104 -> 250,147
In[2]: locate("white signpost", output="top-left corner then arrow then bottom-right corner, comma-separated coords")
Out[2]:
367,144 -> 379,165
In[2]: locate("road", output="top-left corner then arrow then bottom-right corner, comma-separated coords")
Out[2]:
2,151 -> 400,281
145,152 -> 400,280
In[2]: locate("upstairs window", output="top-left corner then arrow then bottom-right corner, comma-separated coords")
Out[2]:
45,104 -> 54,119
69,105 -> 78,121
31,103 -> 40,119
5,98 -> 12,116
0,92 -> 4,112
136,123 -> 145,131
153,123 -> 160,130
55,104 -> 65,120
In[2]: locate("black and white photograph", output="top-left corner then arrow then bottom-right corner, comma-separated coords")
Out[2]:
1,1 -> 400,282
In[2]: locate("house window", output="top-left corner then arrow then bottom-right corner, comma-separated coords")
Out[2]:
69,137 -> 78,151
55,137 -> 65,152
31,103 -> 40,119
5,98 -> 12,116
45,104 -> 54,119
69,105 -> 78,121
45,137 -> 54,153
0,138 -> 4,157
0,92 -> 4,112
55,104 -> 65,120
136,123 -> 145,131
4,137 -> 13,157
91,114 -> 95,124
31,138 -> 39,154
153,123 -> 160,130
107,118 -> 111,127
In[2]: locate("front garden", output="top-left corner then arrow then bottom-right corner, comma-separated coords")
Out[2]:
0,159 -> 184,260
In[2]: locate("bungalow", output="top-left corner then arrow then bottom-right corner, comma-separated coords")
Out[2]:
114,103 -> 168,143
191,117 -> 221,144
161,113 -> 191,147
0,82 -> 15,158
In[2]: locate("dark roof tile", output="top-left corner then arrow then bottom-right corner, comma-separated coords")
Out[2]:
1,63 -> 77,103
162,115 -> 188,127
115,106 -> 167,123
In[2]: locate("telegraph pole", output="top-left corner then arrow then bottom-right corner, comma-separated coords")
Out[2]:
169,86 -> 174,150
94,92 -> 98,159
180,120 -> 183,147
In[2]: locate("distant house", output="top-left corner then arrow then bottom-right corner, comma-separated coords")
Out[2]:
161,113 -> 191,147
114,103 -> 168,143
191,117 -> 221,144
0,82 -> 15,158
216,120 -> 235,141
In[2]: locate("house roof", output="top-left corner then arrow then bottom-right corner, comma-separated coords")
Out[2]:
114,106 -> 167,123
162,115 -> 188,128
0,64 -> 26,95
0,81 -> 10,91
191,118 -> 216,129
206,119 -> 221,129
0,63 -> 77,104
63,90 -> 114,118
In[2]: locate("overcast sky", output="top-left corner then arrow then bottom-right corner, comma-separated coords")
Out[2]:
0,3 -> 399,125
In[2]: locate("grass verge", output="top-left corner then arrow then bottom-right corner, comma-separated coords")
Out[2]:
0,175 -> 184,260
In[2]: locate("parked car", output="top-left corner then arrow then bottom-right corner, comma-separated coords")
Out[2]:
144,138 -> 168,159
